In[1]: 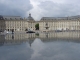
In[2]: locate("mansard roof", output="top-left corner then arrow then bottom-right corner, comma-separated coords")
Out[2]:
40,15 -> 80,21
0,15 -> 23,20
41,17 -> 68,20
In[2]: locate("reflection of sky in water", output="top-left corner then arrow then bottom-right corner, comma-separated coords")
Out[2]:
30,39 -> 80,60
0,42 -> 33,60
0,34 -> 80,60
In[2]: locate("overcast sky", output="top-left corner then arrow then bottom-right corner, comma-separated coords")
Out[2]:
0,0 -> 80,20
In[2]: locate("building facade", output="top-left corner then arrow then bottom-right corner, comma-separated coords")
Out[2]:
0,14 -> 80,32
0,13 -> 35,32
39,16 -> 80,32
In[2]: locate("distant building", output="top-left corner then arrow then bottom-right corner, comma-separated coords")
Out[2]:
39,16 -> 80,32
0,13 -> 35,32
27,13 -> 35,31
0,14 -> 80,32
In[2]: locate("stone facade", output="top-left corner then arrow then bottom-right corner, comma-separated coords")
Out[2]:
39,16 -> 80,32
0,14 -> 80,32
0,13 -> 35,32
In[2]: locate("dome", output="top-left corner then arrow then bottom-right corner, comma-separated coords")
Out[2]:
27,13 -> 34,21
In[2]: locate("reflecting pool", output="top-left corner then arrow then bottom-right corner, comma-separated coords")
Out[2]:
0,32 -> 80,60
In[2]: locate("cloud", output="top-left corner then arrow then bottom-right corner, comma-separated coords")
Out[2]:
0,42 -> 33,60
29,0 -> 80,20
0,0 -> 80,20
31,38 -> 45,59
0,0 -> 33,17
30,39 -> 80,60
39,1 -> 80,16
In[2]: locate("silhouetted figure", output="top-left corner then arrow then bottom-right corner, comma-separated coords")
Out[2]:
12,34 -> 14,39
12,29 -> 14,34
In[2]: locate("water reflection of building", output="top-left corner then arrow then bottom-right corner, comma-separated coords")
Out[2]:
0,35 -> 5,46
4,34 -> 27,45
40,38 -> 80,43
39,32 -> 80,39
0,32 -> 80,46
5,32 -> 80,41
39,32 -> 80,43
27,38 -> 35,47
3,33 -> 36,46
5,33 -> 36,40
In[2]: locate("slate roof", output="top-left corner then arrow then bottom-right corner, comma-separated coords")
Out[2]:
0,15 -> 23,20
41,15 -> 80,21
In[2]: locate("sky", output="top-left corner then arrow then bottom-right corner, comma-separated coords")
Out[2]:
0,0 -> 80,20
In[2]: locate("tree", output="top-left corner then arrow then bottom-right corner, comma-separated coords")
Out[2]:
35,23 -> 39,30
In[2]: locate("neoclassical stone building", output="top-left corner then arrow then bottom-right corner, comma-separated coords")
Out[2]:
0,13 -> 35,32
27,13 -> 35,31
39,16 -> 80,32
0,14 -> 80,32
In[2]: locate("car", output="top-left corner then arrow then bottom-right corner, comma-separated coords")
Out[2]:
26,31 -> 35,33
55,30 -> 62,32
